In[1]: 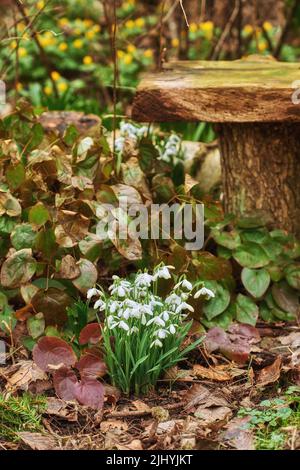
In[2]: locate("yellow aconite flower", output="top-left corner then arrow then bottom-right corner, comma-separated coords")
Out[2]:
135,18 -> 145,28
59,42 -> 68,52
59,17 -> 69,27
83,55 -> 93,65
44,86 -> 52,95
143,49 -> 153,58
93,25 -> 101,33
258,40 -> 268,52
199,21 -> 214,40
18,48 -> 27,58
73,28 -> 82,36
16,82 -> 23,91
86,30 -> 95,40
10,40 -> 17,50
58,82 -> 68,93
51,71 -> 61,81
263,21 -> 273,32
37,0 -> 45,9
171,38 -> 179,48
189,23 -> 198,33
123,53 -> 133,65
127,44 -> 136,53
243,24 -> 254,35
83,19 -> 93,27
125,20 -> 135,29
255,27 -> 262,38
17,22 -> 26,32
117,50 -> 125,59
73,39 -> 83,48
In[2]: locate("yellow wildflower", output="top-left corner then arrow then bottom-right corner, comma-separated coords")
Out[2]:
199,21 -> 214,40
73,28 -> 82,36
117,50 -> 125,59
243,24 -> 254,35
16,82 -> 23,91
135,18 -> 145,28
171,38 -> 179,48
44,86 -> 52,95
37,0 -> 45,9
59,42 -> 68,52
123,53 -> 133,65
125,20 -> 135,29
83,19 -> 93,28
263,21 -> 273,32
189,23 -> 198,33
10,40 -> 17,50
17,22 -> 26,32
143,49 -> 153,59
58,82 -> 68,93
83,55 -> 93,65
73,39 -> 84,48
58,17 -> 69,27
18,47 -> 27,58
258,40 -> 268,52
86,30 -> 95,40
51,71 -> 61,81
93,25 -> 101,33
127,44 -> 136,53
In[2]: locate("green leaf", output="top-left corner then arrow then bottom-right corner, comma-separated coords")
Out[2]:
201,306 -> 234,329
235,294 -> 259,326
139,137 -> 159,174
35,229 -> 57,259
6,163 -> 26,190
31,287 -> 73,326
0,249 -> 37,288
212,229 -> 241,250
241,268 -> 271,298
27,313 -> 45,339
203,281 -> 231,320
0,304 -> 16,334
259,301 -> 276,323
233,242 -> 270,268
11,223 -> 37,250
72,259 -> 98,294
285,264 -> 300,290
0,215 -> 16,235
28,203 -> 50,227
240,229 -> 269,244
271,281 -> 299,315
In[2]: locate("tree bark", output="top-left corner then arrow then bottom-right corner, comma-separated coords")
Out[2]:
218,123 -> 300,235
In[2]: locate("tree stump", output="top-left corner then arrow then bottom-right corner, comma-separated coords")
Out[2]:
132,59 -> 300,235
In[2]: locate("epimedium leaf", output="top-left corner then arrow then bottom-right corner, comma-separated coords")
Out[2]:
0,249 -> 37,288
76,352 -> 107,379
33,336 -> 77,372
31,287 -> 73,326
0,192 -> 22,217
35,228 -> 57,260
28,202 -> 50,227
241,268 -> 271,298
138,137 -> 160,174
233,242 -> 270,268
27,313 -> 45,339
6,163 -> 26,191
285,264 -> 300,290
271,281 -> 299,316
79,323 -> 102,345
11,224 -> 37,250
59,255 -> 81,280
235,294 -> 259,326
73,378 -> 105,410
53,367 -> 78,401
72,259 -> 98,295
212,229 -> 241,250
203,282 -> 231,320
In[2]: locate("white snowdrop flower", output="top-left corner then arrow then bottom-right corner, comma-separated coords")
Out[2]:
119,321 -> 129,331
135,273 -> 154,287
165,293 -> 182,307
129,326 -> 139,334
174,279 -> 193,291
115,137 -> 125,152
109,301 -> 119,314
112,275 -> 120,281
122,308 -> 130,320
169,324 -> 176,335
87,288 -> 101,300
162,311 -> 170,321
94,298 -> 105,310
157,329 -> 168,339
107,315 -> 117,329
151,339 -> 163,348
141,313 -> 147,325
175,302 -> 194,314
149,299 -> 164,309
153,265 -> 175,280
194,287 -> 215,299
147,317 -> 165,327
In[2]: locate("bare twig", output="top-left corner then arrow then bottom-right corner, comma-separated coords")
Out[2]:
210,0 -> 240,60
179,0 -> 189,27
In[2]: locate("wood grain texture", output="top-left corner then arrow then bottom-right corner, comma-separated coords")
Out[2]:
132,60 -> 300,123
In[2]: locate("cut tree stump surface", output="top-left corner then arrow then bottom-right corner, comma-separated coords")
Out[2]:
132,60 -> 300,123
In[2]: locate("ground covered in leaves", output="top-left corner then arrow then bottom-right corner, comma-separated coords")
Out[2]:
1,322 -> 299,451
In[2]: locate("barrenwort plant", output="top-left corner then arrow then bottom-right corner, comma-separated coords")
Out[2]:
87,264 -> 212,395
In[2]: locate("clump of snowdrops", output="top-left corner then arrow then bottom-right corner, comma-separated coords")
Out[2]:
87,264 -> 214,395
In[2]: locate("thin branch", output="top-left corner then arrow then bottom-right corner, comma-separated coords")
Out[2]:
210,0 -> 240,60
179,0 -> 189,27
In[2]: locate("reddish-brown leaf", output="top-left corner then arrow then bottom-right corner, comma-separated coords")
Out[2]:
53,367 -> 78,401
256,356 -> 282,387
76,353 -> 107,379
33,336 -> 77,372
79,323 -> 101,345
73,378 -> 104,410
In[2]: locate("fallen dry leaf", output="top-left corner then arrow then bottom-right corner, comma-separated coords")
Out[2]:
222,416 -> 255,450
100,420 -> 128,433
46,397 -> 78,422
184,384 -> 230,412
256,356 -> 282,387
132,400 -> 151,413
5,360 -> 47,392
192,364 -> 232,382
18,432 -> 57,450
195,406 -> 232,425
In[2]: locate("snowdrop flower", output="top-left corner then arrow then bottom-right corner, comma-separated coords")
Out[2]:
161,311 -> 170,321
165,293 -> 183,307
109,301 -> 120,314
194,287 -> 215,299
157,329 -> 168,339
94,298 -> 105,310
150,339 -> 163,348
175,302 -> 194,314
169,324 -> 176,335
87,288 -> 102,300
135,273 -> 154,288
174,279 -> 193,291
147,317 -> 165,327
153,265 -> 175,280
119,321 -> 129,331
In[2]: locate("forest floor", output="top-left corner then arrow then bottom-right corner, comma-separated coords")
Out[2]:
0,322 -> 299,451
